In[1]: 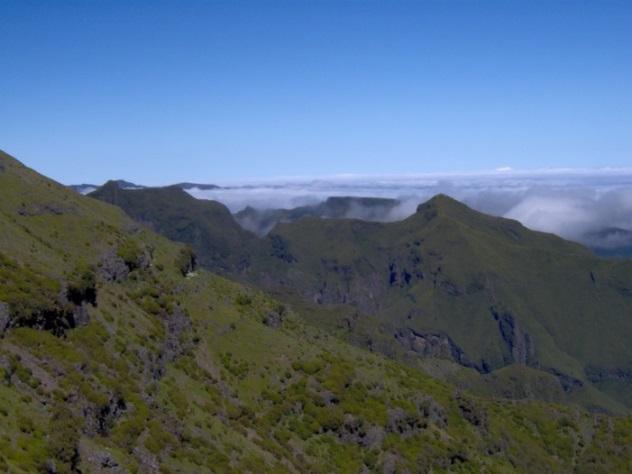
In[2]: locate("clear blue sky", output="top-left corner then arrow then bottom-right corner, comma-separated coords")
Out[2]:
1,0 -> 631,185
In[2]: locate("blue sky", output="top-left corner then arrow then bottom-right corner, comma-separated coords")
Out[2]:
1,0 -> 631,185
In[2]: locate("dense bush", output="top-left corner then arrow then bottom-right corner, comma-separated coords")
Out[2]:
0,252 -> 73,334
116,239 -> 144,271
48,404 -> 81,474
234,293 -> 252,307
175,246 -> 197,276
66,262 -> 97,305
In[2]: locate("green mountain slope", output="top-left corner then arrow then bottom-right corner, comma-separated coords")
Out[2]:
89,183 -> 632,414
0,154 -> 630,472
262,196 -> 632,411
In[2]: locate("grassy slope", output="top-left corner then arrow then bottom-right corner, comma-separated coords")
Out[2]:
3,151 -> 631,472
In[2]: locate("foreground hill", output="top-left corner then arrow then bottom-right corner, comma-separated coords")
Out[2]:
90,182 -> 632,415
8,152 -> 632,471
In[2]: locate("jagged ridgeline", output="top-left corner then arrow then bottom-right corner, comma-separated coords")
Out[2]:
90,175 -> 632,416
1,150 -> 631,473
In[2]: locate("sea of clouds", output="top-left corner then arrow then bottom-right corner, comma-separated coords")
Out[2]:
185,168 -> 632,248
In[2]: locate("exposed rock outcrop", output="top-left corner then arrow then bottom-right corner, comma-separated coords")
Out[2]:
585,366 -> 632,384
176,246 -> 197,276
394,328 -> 469,366
338,414 -> 384,448
311,267 -> 386,313
17,202 -> 74,216
386,395 -> 447,438
0,302 -> 9,335
132,446 -> 159,474
386,408 -> 427,437
417,395 -> 448,428
3,288 -> 94,337
72,303 -> 91,327
269,235 -> 296,263
263,308 -> 284,329
83,394 -> 127,436
10,306 -> 76,337
152,306 -> 192,380
388,246 -> 424,288
491,307 -> 535,366
548,368 -> 584,393
455,393 -> 487,431
78,440 -> 128,474
98,251 -> 130,282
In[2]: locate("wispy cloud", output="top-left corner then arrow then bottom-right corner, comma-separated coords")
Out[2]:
186,168 -> 632,247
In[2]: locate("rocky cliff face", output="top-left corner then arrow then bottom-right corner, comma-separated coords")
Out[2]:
394,328 -> 469,366
491,307 -> 536,366
0,302 -> 9,335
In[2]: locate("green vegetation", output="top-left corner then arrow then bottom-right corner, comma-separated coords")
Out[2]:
116,238 -> 146,271
0,150 -> 631,472
91,180 -> 632,414
0,252 -> 64,325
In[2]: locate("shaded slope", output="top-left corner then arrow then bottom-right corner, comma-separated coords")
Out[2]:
89,182 -> 259,272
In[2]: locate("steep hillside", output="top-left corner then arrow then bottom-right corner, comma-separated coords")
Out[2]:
89,182 -> 259,273
90,181 -> 632,414
7,152 -> 632,472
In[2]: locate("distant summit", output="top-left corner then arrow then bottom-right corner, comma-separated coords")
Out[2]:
71,180 -> 221,195
70,179 -> 145,195
68,183 -> 100,194
175,182 -> 221,191
236,196 -> 401,235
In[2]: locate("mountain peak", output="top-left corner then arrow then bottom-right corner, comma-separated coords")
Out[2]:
90,181 -> 192,204
98,179 -> 145,189
416,193 -> 470,216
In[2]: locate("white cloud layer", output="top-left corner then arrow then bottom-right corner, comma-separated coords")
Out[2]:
186,168 -> 632,247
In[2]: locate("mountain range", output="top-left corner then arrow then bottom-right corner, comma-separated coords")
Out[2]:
89,182 -> 632,415
1,150 -> 632,472
70,181 -> 221,196
235,197 -> 401,236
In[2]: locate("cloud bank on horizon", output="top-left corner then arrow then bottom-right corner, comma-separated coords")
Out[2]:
184,168 -> 632,249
